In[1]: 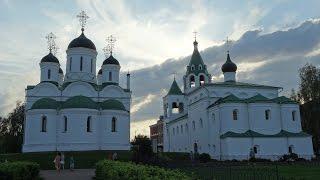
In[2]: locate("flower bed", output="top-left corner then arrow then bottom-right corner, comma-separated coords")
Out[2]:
95,160 -> 191,180
0,161 -> 40,180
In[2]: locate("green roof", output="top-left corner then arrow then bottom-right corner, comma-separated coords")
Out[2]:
62,95 -> 98,109
100,99 -> 126,111
211,81 -> 281,89
272,96 -> 297,104
246,94 -> 274,103
31,98 -> 60,109
220,130 -> 311,139
208,94 -> 297,108
167,79 -> 183,95
186,41 -> 210,76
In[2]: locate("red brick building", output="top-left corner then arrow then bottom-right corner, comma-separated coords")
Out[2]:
150,116 -> 164,152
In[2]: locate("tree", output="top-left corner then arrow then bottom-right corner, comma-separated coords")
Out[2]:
131,135 -> 153,163
0,102 -> 25,153
296,63 -> 320,155
298,63 -> 320,103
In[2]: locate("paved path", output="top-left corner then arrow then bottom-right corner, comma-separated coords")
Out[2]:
40,169 -> 95,180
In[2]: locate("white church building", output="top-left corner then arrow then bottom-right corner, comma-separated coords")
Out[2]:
23,12 -> 131,152
162,39 -> 314,160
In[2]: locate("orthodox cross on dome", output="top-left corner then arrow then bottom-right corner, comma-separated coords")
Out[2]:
77,10 -> 89,32
225,36 -> 231,53
103,35 -> 116,56
171,71 -> 177,80
45,32 -> 58,55
193,31 -> 197,41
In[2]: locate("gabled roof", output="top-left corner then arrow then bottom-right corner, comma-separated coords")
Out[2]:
220,130 -> 311,139
246,94 -> 274,103
208,93 -> 297,109
62,95 -> 98,109
31,98 -> 59,109
167,79 -> 183,95
211,81 -> 281,89
100,99 -> 126,111
272,96 -> 297,104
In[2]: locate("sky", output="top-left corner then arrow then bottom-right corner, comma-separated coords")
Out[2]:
0,0 -> 320,138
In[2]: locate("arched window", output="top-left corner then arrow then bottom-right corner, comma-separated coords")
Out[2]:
288,145 -> 294,154
91,58 -> 93,72
191,65 -> 195,71
63,116 -> 67,132
212,113 -> 216,121
41,116 -> 47,132
200,118 -> 203,128
192,121 -> 196,131
47,69 -> 51,79
109,71 -> 112,81
173,128 -> 175,135
80,56 -> 83,71
200,75 -> 205,86
69,57 -> 72,71
172,102 -> 179,114
178,103 -> 184,113
87,116 -> 92,132
253,146 -> 258,154
292,111 -> 296,121
185,123 -> 189,132
265,110 -> 271,120
198,65 -> 202,70
111,117 -> 116,132
233,109 -> 238,120
177,126 -> 179,134
181,125 -> 183,134
190,75 -> 195,88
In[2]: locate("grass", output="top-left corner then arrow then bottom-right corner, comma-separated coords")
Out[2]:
174,163 -> 320,180
0,150 -> 132,170
278,164 -> 320,180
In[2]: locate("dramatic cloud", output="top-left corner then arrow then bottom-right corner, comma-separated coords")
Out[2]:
1,1 -> 320,137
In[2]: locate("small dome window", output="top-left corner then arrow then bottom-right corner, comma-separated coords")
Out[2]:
199,65 -> 202,70
191,65 -> 195,71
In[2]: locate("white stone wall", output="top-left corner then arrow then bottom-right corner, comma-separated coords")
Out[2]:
162,85 -> 314,160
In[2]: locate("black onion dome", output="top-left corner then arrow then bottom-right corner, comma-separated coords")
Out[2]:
98,69 -> 102,74
59,68 -> 63,74
103,55 -> 120,65
68,32 -> 96,50
221,53 -> 237,73
41,52 -> 60,64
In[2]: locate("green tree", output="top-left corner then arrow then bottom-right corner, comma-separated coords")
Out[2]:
296,63 -> 320,154
0,102 -> 25,153
131,135 -> 153,163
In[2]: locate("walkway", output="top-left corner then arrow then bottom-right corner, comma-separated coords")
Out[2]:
40,169 -> 95,180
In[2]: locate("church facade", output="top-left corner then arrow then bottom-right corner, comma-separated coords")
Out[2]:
162,39 -> 314,160
23,12 -> 131,152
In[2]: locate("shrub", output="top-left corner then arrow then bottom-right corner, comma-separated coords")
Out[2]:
95,160 -> 191,180
199,153 -> 211,163
0,161 -> 40,180
162,152 -> 190,162
279,153 -> 299,162
249,157 -> 271,162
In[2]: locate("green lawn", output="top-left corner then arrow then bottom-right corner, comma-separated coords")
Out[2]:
0,150 -> 132,170
278,164 -> 320,180
175,164 -> 320,180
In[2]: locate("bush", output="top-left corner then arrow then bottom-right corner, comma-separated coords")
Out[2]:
0,161 -> 40,179
249,157 -> 271,162
199,153 -> 211,163
279,153 -> 299,162
95,160 -> 191,180
161,152 -> 190,162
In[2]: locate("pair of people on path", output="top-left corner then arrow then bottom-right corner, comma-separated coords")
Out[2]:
54,152 -> 74,171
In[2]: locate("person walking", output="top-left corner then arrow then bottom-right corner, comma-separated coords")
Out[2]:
112,152 -> 118,161
60,152 -> 65,170
54,152 -> 61,172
